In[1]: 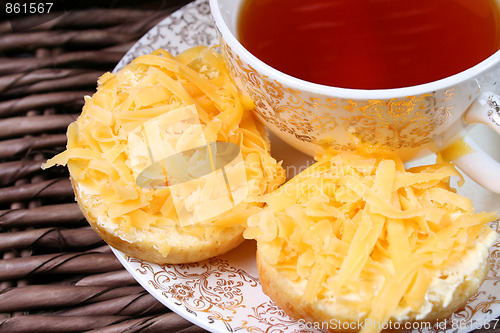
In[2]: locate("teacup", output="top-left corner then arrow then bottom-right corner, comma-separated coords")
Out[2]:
210,0 -> 500,193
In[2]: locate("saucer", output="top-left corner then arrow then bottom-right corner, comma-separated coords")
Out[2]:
112,1 -> 500,332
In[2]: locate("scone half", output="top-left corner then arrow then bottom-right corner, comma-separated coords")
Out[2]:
44,46 -> 285,264
245,150 -> 498,333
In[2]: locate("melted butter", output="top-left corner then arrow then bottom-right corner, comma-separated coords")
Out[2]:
438,138 -> 476,162
392,227 -> 497,321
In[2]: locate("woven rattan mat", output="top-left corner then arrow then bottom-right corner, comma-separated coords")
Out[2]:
0,1 -> 210,332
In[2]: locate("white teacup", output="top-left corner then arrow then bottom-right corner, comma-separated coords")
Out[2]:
210,0 -> 500,193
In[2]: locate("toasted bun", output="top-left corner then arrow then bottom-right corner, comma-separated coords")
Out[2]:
256,234 -> 492,332
245,150 -> 498,332
44,46 -> 285,264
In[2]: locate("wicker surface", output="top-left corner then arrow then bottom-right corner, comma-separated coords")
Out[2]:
0,1 -> 208,332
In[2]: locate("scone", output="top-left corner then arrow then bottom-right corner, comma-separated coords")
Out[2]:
44,46 -> 286,264
244,149 -> 497,333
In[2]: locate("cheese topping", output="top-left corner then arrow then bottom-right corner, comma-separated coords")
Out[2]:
244,148 -> 497,333
43,46 -> 285,241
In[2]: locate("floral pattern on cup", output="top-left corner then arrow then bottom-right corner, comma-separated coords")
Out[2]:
218,37 -> 459,156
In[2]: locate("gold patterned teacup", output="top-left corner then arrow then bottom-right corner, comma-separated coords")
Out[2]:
210,0 -> 500,193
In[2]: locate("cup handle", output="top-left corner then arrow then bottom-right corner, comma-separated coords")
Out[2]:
451,92 -> 500,193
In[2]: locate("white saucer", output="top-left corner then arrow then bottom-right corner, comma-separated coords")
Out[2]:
112,1 -> 500,332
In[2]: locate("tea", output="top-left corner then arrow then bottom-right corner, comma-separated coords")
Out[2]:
237,0 -> 500,89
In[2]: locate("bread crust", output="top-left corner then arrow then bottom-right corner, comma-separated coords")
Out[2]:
72,178 -> 245,264
256,245 -> 490,332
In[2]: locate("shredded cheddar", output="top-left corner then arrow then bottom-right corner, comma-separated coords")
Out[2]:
244,148 -> 497,333
43,46 -> 285,238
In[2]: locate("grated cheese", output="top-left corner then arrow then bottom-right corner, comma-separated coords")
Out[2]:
244,148 -> 497,333
43,46 -> 285,238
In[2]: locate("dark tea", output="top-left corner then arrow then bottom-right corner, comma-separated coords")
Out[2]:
237,0 -> 500,89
